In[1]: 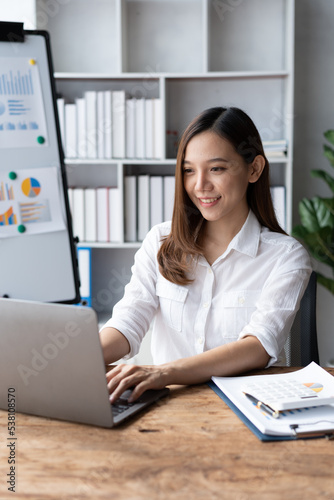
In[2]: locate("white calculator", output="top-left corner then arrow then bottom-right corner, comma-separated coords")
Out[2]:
242,379 -> 334,412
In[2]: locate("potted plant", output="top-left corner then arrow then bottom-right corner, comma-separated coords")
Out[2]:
292,130 -> 334,294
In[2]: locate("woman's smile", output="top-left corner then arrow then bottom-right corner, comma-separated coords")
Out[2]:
198,196 -> 221,206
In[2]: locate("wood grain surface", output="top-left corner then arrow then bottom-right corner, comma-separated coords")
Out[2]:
1,367 -> 334,500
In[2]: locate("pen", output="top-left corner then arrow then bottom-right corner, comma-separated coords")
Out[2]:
243,392 -> 280,419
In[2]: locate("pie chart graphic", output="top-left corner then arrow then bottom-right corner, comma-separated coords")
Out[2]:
21,177 -> 41,198
303,382 -> 323,393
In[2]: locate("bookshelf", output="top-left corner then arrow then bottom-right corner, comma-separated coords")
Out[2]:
32,0 -> 295,339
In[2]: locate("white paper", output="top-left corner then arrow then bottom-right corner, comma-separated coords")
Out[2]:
212,363 -> 334,436
0,57 -> 48,149
0,166 -> 66,238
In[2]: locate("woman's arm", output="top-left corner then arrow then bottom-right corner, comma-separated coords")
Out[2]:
100,327 -> 131,364
106,335 -> 270,403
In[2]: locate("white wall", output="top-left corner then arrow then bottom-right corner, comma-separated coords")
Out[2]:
294,0 -> 334,365
0,0 -> 36,29
1,0 -> 332,364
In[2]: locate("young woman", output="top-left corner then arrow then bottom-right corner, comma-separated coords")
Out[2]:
100,107 -> 312,403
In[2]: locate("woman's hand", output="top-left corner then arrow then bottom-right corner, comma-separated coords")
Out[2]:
106,364 -> 170,403
106,337 -> 270,404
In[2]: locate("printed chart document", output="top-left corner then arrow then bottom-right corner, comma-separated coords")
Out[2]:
211,363 -> 334,439
0,166 -> 66,238
0,57 -> 49,149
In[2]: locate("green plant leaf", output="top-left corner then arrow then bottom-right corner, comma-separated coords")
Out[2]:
324,129 -> 334,146
322,198 -> 334,225
298,197 -> 334,232
317,272 -> 334,295
291,224 -> 308,239
323,144 -> 334,167
311,169 -> 334,193
299,226 -> 334,268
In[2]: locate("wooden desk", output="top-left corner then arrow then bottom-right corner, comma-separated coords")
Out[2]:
1,367 -> 334,500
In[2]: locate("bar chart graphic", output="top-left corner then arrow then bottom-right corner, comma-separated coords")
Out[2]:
20,200 -> 51,224
0,206 -> 17,226
0,68 -> 34,96
0,181 -> 14,201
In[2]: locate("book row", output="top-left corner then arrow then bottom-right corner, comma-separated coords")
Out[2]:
68,175 -> 175,244
57,91 -> 163,161
68,180 -> 285,245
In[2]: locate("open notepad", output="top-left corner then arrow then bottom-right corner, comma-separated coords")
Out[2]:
210,363 -> 334,440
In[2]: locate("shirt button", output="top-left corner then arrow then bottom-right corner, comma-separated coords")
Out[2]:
198,337 -> 204,344
208,268 -> 213,274
238,297 -> 245,305
203,302 -> 209,308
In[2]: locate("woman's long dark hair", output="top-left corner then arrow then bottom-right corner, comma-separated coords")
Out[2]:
157,107 -> 286,285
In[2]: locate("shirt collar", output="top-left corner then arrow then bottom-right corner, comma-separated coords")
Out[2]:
227,210 -> 261,258
197,211 -> 262,267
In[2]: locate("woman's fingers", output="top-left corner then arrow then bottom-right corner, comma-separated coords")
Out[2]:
106,364 -> 138,402
106,364 -> 167,403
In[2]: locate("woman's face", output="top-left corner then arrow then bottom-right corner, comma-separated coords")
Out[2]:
182,131 -> 256,226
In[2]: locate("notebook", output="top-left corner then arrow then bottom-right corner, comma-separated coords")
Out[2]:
211,363 -> 334,440
0,298 -> 169,427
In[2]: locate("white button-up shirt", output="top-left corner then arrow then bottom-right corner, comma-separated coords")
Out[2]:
103,211 -> 312,367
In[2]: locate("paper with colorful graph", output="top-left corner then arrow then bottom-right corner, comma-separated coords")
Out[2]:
0,166 -> 66,237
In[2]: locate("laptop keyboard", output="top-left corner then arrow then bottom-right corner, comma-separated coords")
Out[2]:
110,387 -> 170,423
111,389 -> 136,417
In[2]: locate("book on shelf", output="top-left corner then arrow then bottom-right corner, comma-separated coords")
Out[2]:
65,103 -> 77,158
77,247 -> 92,307
126,98 -> 136,159
85,91 -> 97,159
263,139 -> 287,150
145,98 -> 154,159
109,187 -> 123,243
163,175 -> 175,221
97,91 -> 105,160
84,188 -> 97,242
112,90 -> 126,159
96,187 -> 110,243
104,90 -> 113,159
124,175 -> 137,242
56,97 -> 65,153
76,98 -> 86,159
138,175 -> 150,241
72,188 -> 85,242
135,98 -> 145,159
67,187 -> 74,219
263,139 -> 288,159
150,176 -> 164,228
153,98 -> 163,159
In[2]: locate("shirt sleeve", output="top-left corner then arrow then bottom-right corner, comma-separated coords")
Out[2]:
101,225 -> 163,359
238,242 -> 312,366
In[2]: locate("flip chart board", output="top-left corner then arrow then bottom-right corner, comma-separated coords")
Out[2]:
0,22 -> 80,302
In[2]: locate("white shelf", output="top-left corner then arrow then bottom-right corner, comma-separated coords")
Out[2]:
33,0 -> 295,322
78,242 -> 141,250
55,70 -> 290,80
65,158 -> 176,166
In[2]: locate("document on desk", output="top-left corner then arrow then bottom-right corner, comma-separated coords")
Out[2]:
210,363 -> 334,440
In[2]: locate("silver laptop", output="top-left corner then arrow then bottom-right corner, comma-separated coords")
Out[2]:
0,298 -> 169,427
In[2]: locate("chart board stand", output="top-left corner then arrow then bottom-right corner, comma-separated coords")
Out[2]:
0,22 -> 80,303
